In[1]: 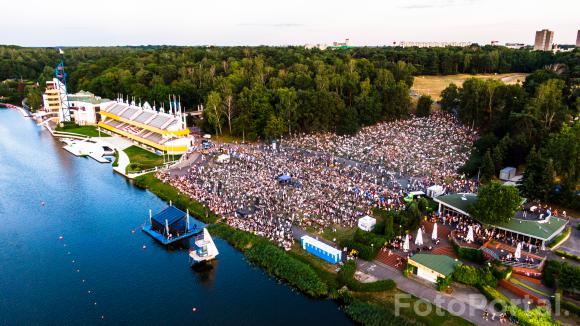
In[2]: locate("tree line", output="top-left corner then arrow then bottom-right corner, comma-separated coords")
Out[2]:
441,54 -> 579,209
0,44 -> 569,137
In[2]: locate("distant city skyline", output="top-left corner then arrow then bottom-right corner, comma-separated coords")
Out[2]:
1,0 -> 578,46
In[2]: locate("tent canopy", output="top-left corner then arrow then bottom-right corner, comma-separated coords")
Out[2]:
277,175 -> 291,182
152,206 -> 186,225
358,215 -> 377,231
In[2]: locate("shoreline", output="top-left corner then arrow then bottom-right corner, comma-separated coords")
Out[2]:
133,172 -> 472,326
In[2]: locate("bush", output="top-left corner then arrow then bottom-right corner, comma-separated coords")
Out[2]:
479,285 -> 558,326
548,227 -> 571,249
453,265 -> 496,287
491,263 -> 513,280
436,276 -> 452,291
451,241 -> 485,263
126,162 -> 143,173
337,260 -> 396,292
343,299 -> 414,326
340,239 -> 378,260
543,259 -> 580,293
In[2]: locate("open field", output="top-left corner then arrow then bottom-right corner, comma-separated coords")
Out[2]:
412,73 -> 529,100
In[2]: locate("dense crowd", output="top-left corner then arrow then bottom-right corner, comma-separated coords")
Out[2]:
286,112 -> 478,187
159,112 -> 479,249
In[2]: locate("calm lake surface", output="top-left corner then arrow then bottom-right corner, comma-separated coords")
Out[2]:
0,108 -> 351,325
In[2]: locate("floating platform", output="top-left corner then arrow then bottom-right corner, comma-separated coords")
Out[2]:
142,206 -> 206,245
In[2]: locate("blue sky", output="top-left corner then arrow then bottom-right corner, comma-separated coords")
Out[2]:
1,0 -> 578,46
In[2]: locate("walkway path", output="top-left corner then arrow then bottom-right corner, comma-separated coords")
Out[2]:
94,136 -> 132,175
358,260 -> 500,325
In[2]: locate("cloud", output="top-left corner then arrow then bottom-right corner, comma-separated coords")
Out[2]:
399,0 -> 477,9
237,23 -> 304,28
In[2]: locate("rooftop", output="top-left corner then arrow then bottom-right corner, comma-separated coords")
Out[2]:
495,216 -> 568,241
433,193 -> 478,215
409,253 -> 462,277
434,193 -> 567,241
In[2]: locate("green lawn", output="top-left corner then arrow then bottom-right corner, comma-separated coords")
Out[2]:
55,125 -> 109,137
123,145 -> 165,169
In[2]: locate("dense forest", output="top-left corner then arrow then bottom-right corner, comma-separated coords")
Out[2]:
1,45 -> 578,206
0,44 -> 568,139
441,62 -> 579,209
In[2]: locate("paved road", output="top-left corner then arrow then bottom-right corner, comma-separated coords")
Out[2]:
358,260 -> 500,325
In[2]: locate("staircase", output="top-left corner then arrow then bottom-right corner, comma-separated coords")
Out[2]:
432,246 -> 457,258
482,247 -> 499,261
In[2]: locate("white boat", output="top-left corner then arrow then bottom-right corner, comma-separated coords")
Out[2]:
189,228 -> 219,264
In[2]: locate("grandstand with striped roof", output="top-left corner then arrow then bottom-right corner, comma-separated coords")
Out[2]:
98,98 -> 192,154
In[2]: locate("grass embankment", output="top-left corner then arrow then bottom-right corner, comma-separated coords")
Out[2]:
55,124 -> 109,137
124,145 -> 180,173
548,226 -> 571,249
134,173 -> 472,325
133,173 -> 217,224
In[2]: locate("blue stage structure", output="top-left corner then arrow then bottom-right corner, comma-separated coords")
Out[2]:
142,205 -> 205,245
300,235 -> 342,264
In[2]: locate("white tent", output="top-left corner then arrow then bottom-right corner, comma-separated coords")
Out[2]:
415,228 -> 423,246
216,153 -> 230,163
403,234 -> 410,252
357,215 -> 376,232
466,225 -> 474,243
514,242 -> 522,260
432,223 -> 438,240
427,185 -> 445,198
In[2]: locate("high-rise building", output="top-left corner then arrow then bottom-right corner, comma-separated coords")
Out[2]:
576,30 -> 580,47
534,29 -> 554,51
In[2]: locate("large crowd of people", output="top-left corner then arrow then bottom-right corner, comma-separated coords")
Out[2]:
286,112 -> 478,187
158,112 -> 479,250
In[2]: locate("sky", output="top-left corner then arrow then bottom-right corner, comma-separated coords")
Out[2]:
1,0 -> 578,46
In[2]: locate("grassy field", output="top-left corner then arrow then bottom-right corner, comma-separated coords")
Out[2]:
55,125 -> 109,137
123,145 -> 165,170
412,73 -> 529,100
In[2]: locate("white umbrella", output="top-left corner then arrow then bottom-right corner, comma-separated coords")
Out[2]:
514,242 -> 522,260
432,223 -> 438,240
415,229 -> 423,246
403,234 -> 410,252
466,225 -> 474,243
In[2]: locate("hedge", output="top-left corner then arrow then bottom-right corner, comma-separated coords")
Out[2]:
337,260 -> 396,292
554,249 -> 580,262
553,291 -> 580,318
210,223 -> 328,297
479,285 -> 558,326
548,227 -> 571,249
246,242 -> 328,298
340,239 -> 378,261
343,299 -> 414,326
451,241 -> 484,263
453,265 -> 496,287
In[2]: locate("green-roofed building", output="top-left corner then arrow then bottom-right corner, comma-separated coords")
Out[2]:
408,253 -> 462,283
433,193 -> 568,248
67,91 -> 114,125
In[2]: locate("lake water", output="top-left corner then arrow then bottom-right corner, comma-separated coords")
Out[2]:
0,108 -> 351,325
